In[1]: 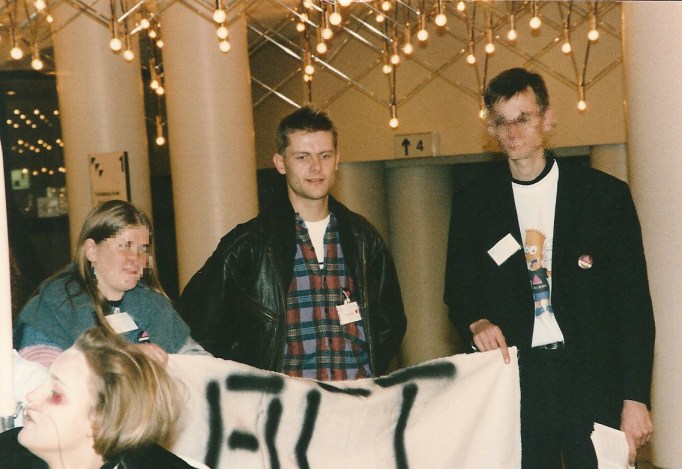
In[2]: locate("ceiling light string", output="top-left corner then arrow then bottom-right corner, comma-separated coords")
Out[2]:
559,0 -> 573,55
402,0 -> 414,56
464,0 -> 476,65
587,1 -> 599,42
529,0 -> 541,31
506,1 -> 517,42
8,1 -> 25,61
388,53 -> 398,129
483,3 -> 494,55
25,0 -> 44,69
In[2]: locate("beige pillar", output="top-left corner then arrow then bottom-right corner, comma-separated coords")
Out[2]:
51,4 -> 152,253
386,163 -> 460,367
590,144 -> 628,183
331,162 -> 389,242
160,11 -> 258,288
622,4 -> 682,467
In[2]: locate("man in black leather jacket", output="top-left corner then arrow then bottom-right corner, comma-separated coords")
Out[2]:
180,106 -> 406,379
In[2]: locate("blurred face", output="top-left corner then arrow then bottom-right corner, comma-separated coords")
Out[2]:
86,225 -> 150,301
487,88 -> 552,162
19,348 -> 98,463
273,130 -> 339,207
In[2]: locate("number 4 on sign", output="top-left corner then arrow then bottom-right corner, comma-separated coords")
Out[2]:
394,132 -> 438,159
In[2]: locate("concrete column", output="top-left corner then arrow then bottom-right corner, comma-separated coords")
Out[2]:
160,11 -> 258,288
385,163 -> 460,367
622,4 -> 682,467
590,143 -> 628,183
51,3 -> 152,253
331,161 -> 389,242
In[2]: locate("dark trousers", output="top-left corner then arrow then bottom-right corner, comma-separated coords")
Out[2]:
518,346 -> 598,469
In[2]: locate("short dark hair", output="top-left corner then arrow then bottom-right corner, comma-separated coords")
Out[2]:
484,68 -> 549,113
276,105 -> 338,155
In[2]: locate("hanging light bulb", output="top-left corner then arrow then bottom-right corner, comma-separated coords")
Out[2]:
316,41 -> 328,54
150,78 -> 159,90
148,29 -> 157,39
10,45 -> 24,60
155,116 -> 165,146
507,14 -> 517,41
140,18 -> 150,29
561,26 -> 571,54
321,10 -> 333,40
390,38 -> 400,65
217,24 -> 229,39
402,25 -> 413,55
466,42 -> 475,64
123,49 -> 134,62
376,13 -> 385,23
529,2 -> 541,30
156,39 -> 164,48
456,1 -> 465,12
304,51 -> 315,75
219,39 -> 231,53
303,73 -> 312,82
155,85 -> 165,95
435,0 -> 447,27
110,36 -> 123,51
339,0 -> 352,6
485,29 -> 495,54
577,86 -> 587,112
381,1 -> 391,12
31,50 -> 44,71
329,5 -> 342,26
46,14 -> 53,23
417,13 -> 428,42
382,51 -> 393,75
588,14 -> 599,41
302,0 -> 313,9
296,21 -> 306,32
389,104 -> 399,129
35,0 -> 46,11
213,8 -> 227,23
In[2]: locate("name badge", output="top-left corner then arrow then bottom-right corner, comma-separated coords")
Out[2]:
488,233 -> 522,266
105,312 -> 138,334
337,301 -> 362,326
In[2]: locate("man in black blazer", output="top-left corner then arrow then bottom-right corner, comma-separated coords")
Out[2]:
444,68 -> 654,468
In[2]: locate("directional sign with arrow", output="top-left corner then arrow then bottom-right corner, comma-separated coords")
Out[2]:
393,132 -> 439,159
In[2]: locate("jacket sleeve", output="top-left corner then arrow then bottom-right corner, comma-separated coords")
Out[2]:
610,183 -> 655,407
367,237 -> 407,375
179,232 -> 251,358
443,188 -> 480,347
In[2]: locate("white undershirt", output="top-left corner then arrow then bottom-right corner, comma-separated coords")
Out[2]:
304,215 -> 331,267
512,161 -> 565,347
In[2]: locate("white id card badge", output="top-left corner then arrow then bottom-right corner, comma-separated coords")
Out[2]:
337,301 -> 362,325
488,233 -> 522,266
105,312 -> 138,334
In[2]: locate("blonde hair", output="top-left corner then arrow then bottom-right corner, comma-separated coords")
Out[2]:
73,200 -> 166,335
74,328 -> 182,461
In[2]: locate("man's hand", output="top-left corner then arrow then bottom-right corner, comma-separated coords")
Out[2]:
621,399 -> 653,466
470,319 -> 510,364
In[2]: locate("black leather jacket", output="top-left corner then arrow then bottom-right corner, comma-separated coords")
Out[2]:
180,196 -> 406,376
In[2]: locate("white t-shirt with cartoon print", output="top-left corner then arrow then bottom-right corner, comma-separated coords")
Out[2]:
512,160 -> 565,347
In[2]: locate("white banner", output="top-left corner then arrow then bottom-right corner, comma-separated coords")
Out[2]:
168,348 -> 521,469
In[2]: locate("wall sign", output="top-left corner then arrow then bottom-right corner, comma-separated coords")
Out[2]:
89,151 -> 130,205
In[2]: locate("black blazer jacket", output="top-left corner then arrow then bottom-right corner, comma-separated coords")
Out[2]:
444,157 -> 655,427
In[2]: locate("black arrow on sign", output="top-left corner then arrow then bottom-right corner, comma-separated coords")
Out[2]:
401,138 -> 411,156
